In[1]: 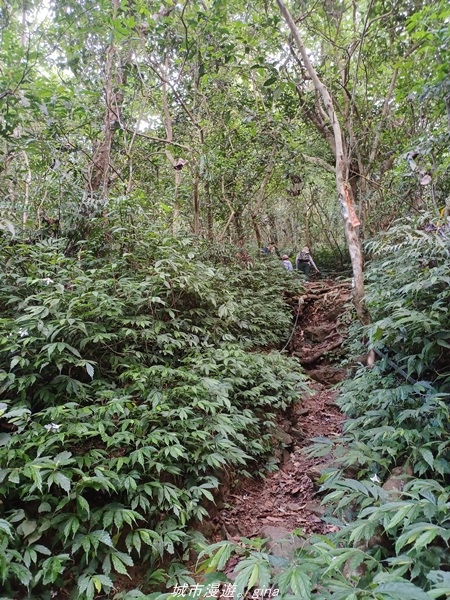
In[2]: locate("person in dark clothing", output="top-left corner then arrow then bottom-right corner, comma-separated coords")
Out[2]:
262,242 -> 276,254
296,246 -> 319,277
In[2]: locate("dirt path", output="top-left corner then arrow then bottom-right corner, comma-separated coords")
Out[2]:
214,278 -> 352,543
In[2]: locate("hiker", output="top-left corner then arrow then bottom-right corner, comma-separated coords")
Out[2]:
296,246 -> 319,277
281,254 -> 293,271
262,242 -> 276,254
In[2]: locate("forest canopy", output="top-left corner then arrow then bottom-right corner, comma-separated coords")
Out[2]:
1,0 -> 448,250
1,0 -> 450,598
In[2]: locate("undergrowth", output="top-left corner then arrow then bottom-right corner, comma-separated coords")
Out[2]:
184,216 -> 450,600
0,230 -> 308,598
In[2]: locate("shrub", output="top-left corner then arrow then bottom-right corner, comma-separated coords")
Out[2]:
0,234 -> 308,597
186,217 -> 450,600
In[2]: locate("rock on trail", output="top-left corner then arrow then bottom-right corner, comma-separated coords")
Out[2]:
213,278 -> 352,548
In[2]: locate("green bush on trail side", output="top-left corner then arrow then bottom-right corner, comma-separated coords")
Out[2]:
190,218 -> 450,599
0,233 -> 308,598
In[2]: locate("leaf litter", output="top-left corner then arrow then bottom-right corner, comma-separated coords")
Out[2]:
214,278 -> 351,540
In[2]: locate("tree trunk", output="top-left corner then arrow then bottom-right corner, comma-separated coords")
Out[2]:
252,213 -> 262,248
304,193 -> 311,248
250,147 -> 277,247
277,0 -> 370,325
21,150 -> 31,226
290,216 -> 297,249
206,181 -> 214,240
234,209 -> 245,244
193,171 -> 200,235
268,214 -> 279,248
87,0 -> 123,198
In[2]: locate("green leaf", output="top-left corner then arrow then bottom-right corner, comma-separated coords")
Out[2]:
111,552 -> 132,576
247,564 -> 259,589
0,519 -> 12,536
34,544 -> 52,555
413,528 -> 440,551
288,568 -> 311,597
419,447 -> 434,468
386,504 -> 414,531
77,495 -> 90,517
374,581 -> 433,600
54,472 -> 71,493
78,574 -> 95,600
263,75 -> 277,86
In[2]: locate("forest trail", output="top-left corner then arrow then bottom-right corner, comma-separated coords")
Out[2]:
213,278 -> 353,558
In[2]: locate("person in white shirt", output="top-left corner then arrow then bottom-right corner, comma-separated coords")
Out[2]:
281,254 -> 293,271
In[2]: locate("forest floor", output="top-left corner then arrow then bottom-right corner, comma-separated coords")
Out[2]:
113,278 -> 356,598
208,277 -> 353,583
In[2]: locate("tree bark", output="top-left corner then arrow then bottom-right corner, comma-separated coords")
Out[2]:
233,209 -> 245,244
252,213 -> 262,248
206,181 -> 214,240
268,214 -> 279,248
277,0 -> 370,324
304,193 -> 311,248
21,150 -> 31,225
193,171 -> 200,235
251,148 -> 277,248
161,56 -> 182,234
87,0 -> 123,198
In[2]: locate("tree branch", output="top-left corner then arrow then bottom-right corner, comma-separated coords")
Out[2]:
303,154 -> 335,174
368,67 -> 398,166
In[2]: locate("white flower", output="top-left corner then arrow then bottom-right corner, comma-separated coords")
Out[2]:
42,277 -> 54,285
370,474 -> 381,483
44,423 -> 61,432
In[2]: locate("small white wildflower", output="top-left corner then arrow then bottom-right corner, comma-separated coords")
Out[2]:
44,423 -> 61,432
42,277 -> 54,285
18,328 -> 29,337
370,474 -> 381,483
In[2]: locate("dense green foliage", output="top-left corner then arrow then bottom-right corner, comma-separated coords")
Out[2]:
191,219 -> 450,599
0,232 -> 308,598
2,0 -> 449,250
1,0 -> 450,597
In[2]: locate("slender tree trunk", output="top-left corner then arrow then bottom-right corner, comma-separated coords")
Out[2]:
250,148 -> 277,248
268,214 -> 279,248
252,213 -> 262,248
193,171 -> 200,235
21,150 -> 31,225
277,0 -> 370,325
233,209 -> 244,244
218,177 -> 235,242
5,153 -> 15,206
87,0 -> 123,198
206,181 -> 214,240
219,210 -> 235,242
161,56 -> 182,234
290,216 -> 297,249
304,193 -> 311,248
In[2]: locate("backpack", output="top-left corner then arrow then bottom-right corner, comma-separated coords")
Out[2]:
297,251 -> 309,262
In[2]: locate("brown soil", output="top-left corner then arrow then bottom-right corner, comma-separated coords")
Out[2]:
110,278 -> 353,598
213,278 -> 352,540
217,385 -> 343,539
